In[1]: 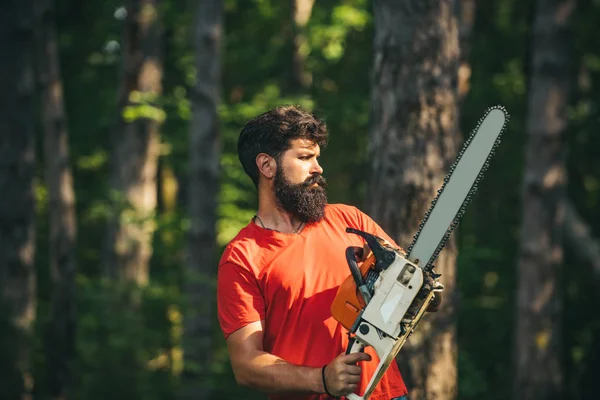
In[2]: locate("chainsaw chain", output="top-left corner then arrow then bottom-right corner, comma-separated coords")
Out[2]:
406,105 -> 510,269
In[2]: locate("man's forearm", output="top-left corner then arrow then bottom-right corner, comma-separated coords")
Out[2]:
235,351 -> 325,395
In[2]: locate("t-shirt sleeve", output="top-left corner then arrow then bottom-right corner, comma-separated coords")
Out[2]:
217,261 -> 265,339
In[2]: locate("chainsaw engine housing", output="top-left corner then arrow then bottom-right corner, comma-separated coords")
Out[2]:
331,243 -> 428,337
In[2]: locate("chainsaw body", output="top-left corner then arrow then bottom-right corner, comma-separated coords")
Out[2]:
330,228 -> 443,400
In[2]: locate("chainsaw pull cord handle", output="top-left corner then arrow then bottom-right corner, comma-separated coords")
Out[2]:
345,246 -> 371,305
346,227 -> 396,272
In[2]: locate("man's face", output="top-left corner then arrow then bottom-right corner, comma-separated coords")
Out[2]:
274,139 -> 327,223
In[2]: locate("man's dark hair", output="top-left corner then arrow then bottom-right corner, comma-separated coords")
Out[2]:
237,105 -> 329,186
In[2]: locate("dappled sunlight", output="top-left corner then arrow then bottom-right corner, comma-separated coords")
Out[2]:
542,165 -> 567,188
532,281 -> 555,314
535,330 -> 551,351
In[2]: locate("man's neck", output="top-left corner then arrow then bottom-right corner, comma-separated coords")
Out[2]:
255,188 -> 302,234
254,207 -> 303,234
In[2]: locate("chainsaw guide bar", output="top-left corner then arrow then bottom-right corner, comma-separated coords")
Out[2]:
407,106 -> 509,269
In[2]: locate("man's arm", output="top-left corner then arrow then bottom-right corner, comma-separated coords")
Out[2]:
227,320 -> 371,396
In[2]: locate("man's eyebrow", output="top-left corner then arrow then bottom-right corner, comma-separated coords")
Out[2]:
298,150 -> 320,156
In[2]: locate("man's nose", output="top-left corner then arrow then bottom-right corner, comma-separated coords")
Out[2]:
311,159 -> 323,175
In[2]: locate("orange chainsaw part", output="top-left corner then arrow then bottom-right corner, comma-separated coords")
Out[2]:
331,252 -> 377,331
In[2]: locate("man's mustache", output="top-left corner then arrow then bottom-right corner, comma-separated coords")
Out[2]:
303,174 -> 327,188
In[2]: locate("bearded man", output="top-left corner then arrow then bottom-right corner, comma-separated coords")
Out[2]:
217,106 -> 420,400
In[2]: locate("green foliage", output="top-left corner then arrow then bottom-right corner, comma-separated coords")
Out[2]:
72,278 -> 179,400
122,91 -> 167,123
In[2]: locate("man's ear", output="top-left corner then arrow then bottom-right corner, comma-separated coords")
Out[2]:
256,153 -> 276,180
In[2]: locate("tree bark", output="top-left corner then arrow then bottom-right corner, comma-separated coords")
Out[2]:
0,1 -> 37,397
514,1 -> 574,399
180,1 -> 222,399
367,1 -> 460,399
33,0 -> 78,397
104,0 -> 163,287
291,0 -> 315,90
456,0 -> 475,101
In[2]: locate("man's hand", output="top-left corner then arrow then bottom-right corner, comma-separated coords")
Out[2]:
322,352 -> 372,397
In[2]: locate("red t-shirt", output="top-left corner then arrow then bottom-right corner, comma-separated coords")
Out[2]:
217,204 -> 408,400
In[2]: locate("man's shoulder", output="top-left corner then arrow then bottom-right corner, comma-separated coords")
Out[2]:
219,224 -> 260,268
325,203 -> 360,217
323,203 -> 373,232
225,223 -> 255,245
325,203 -> 374,223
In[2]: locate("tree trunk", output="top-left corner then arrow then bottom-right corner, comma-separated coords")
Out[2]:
104,0 -> 163,287
291,0 -> 315,90
367,1 -> 460,399
457,0 -> 475,101
33,0 -> 78,397
515,1 -> 574,398
0,1 -> 37,398
180,1 -> 222,399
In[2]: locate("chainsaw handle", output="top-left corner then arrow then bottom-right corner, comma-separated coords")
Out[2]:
346,228 -> 396,272
346,247 -> 365,285
345,335 -> 365,355
346,247 -> 371,305
344,337 -> 368,400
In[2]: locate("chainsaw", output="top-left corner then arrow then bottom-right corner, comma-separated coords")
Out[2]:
330,106 -> 509,400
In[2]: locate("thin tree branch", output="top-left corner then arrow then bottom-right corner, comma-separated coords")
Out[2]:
564,199 -> 600,279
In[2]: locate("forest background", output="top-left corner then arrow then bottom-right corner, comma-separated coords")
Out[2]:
1,0 -> 599,400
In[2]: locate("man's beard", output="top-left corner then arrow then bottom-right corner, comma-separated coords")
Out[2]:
274,167 -> 328,223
